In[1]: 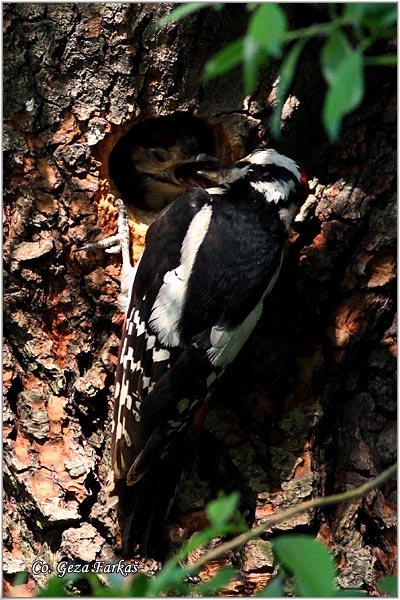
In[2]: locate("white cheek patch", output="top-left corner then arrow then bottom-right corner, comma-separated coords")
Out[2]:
205,186 -> 225,195
149,204 -> 213,347
250,179 -> 295,204
244,148 -> 301,180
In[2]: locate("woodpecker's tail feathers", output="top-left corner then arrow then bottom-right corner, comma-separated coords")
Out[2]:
116,435 -> 185,559
126,424 -> 167,486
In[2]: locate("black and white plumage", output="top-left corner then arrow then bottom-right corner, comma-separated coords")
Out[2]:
111,147 -> 309,557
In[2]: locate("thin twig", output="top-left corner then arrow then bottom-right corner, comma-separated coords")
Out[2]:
189,463 -> 397,570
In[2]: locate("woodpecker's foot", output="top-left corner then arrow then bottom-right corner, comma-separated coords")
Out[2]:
76,198 -> 132,270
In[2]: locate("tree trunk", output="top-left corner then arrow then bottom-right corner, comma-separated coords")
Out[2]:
3,3 -> 396,596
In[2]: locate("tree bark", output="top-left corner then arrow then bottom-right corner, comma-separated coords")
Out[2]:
3,3 -> 396,596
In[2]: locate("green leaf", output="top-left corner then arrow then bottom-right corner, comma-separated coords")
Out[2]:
378,574 -> 398,597
181,519 -> 244,558
257,573 -> 285,596
156,3 -> 212,28
273,534 -> 336,597
343,3 -> 370,26
148,562 -> 189,597
270,38 -> 306,138
343,3 -> 396,26
202,37 -> 244,82
321,31 -> 352,85
243,37 -> 267,94
206,492 -> 240,527
240,2 -> 287,94
364,54 -> 397,66
322,50 -> 364,141
248,3 -> 287,57
12,572 -> 28,587
37,576 -> 70,597
360,3 -> 397,31
127,573 -> 152,597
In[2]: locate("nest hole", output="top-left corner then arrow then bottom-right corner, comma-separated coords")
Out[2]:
108,112 -> 218,211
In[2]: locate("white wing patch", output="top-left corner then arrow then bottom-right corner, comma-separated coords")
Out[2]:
207,249 -> 285,369
149,203 -> 213,347
210,326 -> 229,349
153,348 -> 170,362
207,301 -> 264,369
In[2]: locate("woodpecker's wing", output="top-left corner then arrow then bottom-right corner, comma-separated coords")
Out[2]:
112,179 -> 290,481
138,181 -> 289,420
112,188 -> 212,479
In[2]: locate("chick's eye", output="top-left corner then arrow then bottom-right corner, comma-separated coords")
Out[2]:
150,148 -> 168,163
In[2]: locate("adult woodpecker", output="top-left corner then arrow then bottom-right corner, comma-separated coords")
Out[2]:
106,145 -> 309,557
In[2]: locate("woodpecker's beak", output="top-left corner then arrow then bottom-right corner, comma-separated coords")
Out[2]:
196,164 -> 248,186
131,144 -> 222,204
173,154 -> 220,188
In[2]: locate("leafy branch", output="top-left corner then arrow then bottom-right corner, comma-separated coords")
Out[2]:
187,462 -> 397,572
33,463 -> 396,596
157,3 -> 397,141
129,463 -> 397,597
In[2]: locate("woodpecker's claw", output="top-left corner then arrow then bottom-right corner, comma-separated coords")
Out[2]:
76,199 -> 132,269
77,234 -> 121,254
76,198 -> 135,315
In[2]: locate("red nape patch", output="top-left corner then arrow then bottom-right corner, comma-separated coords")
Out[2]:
298,168 -> 310,200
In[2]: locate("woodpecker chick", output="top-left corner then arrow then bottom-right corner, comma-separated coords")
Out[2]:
110,146 -> 309,558
109,126 -> 219,211
131,142 -> 219,210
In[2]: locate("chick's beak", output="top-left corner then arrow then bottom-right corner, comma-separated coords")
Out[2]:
173,154 -> 220,188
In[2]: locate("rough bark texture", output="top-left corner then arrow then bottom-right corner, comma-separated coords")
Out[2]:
3,3 -> 396,596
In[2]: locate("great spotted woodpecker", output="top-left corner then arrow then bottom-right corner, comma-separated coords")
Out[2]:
105,146 -> 309,557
